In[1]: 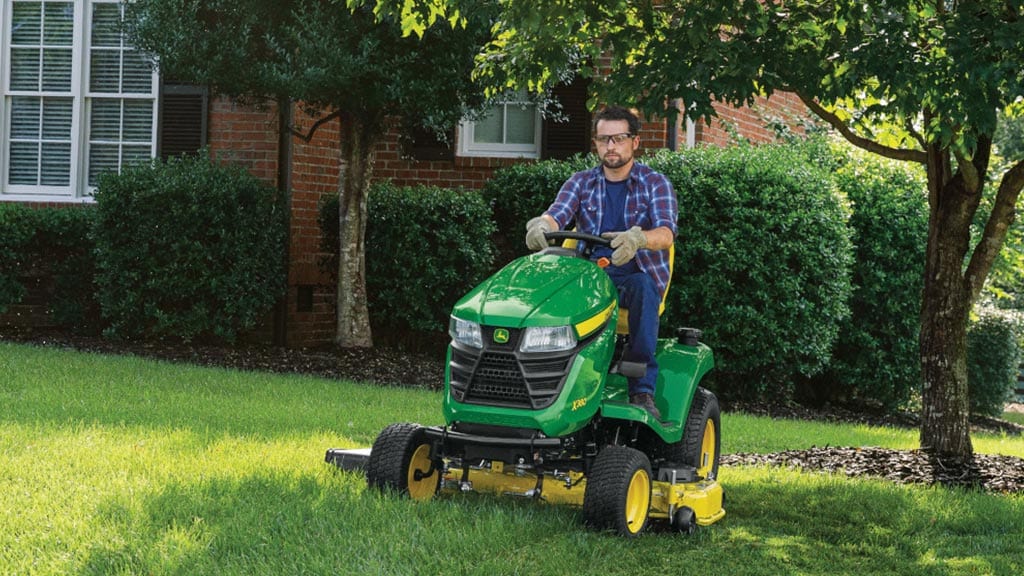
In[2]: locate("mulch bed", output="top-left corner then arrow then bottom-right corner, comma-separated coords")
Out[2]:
722,447 -> 1024,494
4,331 -> 1023,494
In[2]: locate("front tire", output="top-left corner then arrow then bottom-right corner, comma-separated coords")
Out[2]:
583,445 -> 652,537
365,423 -> 439,500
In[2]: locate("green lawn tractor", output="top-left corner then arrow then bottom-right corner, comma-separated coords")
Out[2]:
359,231 -> 724,536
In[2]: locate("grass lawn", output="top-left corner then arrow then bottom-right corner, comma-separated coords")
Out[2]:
2,342 -> 1022,575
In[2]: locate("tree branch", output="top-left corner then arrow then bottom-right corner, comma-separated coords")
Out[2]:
953,147 -> 980,193
797,93 -> 928,164
965,159 -> 1024,300
291,109 -> 343,143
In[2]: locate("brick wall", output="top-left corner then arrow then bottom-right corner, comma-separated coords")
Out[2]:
692,92 -> 808,148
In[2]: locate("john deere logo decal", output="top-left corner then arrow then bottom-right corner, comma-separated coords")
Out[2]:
493,329 -> 510,344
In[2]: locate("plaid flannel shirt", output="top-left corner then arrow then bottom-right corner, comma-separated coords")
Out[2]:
545,162 -> 678,296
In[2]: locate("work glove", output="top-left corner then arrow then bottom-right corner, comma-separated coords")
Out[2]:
525,216 -> 553,251
602,226 -> 647,266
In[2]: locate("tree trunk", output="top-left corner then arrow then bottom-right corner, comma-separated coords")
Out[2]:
919,145 -> 976,459
918,251 -> 973,458
334,111 -> 382,349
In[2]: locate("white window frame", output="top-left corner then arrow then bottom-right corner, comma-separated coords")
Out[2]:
0,0 -> 159,203
458,93 -> 542,159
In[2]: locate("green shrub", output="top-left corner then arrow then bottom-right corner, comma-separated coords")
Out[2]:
319,183 -> 496,342
92,154 -> 287,342
808,143 -> 928,411
649,145 -> 854,399
0,203 -> 99,330
481,155 -> 592,263
967,305 -> 1022,417
0,203 -> 34,312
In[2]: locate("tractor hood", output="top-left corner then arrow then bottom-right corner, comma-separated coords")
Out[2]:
451,252 -> 617,331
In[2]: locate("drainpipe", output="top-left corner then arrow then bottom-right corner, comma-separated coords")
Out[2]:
273,97 -> 293,347
665,99 -> 682,151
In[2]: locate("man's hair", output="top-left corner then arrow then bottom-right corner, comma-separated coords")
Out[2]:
593,106 -> 641,136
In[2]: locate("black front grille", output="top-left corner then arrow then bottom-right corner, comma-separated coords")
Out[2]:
449,328 -> 579,410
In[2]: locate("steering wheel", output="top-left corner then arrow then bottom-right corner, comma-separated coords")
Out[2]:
543,230 -> 611,260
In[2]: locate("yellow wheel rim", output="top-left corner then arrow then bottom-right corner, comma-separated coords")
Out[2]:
697,419 -> 717,479
624,468 -> 651,534
407,444 -> 436,501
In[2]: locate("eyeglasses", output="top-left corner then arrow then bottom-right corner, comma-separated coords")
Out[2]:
592,133 -> 635,146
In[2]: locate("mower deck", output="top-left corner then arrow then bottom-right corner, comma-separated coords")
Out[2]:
325,446 -> 726,528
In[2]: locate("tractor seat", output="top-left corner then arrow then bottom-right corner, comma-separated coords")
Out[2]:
562,237 -> 674,334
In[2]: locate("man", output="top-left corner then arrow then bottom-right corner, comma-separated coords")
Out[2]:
524,106 -> 677,420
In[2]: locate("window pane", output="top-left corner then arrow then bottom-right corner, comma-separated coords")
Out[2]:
11,2 -> 42,44
9,142 -> 40,185
90,99 -> 121,140
88,144 -> 119,186
10,48 -> 41,90
41,97 -> 73,139
506,104 -> 537,145
123,100 -> 153,142
41,47 -> 73,91
473,109 -> 503,144
122,145 -> 151,166
89,49 -> 121,92
90,2 -> 121,47
10,97 -> 41,138
40,142 -> 71,185
122,51 -> 155,93
43,2 -> 74,45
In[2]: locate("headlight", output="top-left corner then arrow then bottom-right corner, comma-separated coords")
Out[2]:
520,325 -> 577,353
449,316 -> 483,348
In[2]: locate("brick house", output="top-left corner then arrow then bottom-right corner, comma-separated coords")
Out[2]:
1,0 -> 808,347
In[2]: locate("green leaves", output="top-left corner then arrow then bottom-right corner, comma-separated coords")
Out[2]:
92,154 -> 287,343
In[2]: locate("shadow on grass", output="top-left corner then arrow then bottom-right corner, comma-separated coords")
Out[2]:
74,465 -> 1023,576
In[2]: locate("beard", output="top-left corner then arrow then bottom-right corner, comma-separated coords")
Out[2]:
601,153 -> 631,170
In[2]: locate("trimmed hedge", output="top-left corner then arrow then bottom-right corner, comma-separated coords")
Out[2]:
0,203 -> 99,331
481,154 -> 592,263
320,183 -> 496,343
648,146 -> 854,398
93,154 -> 287,342
808,144 -> 928,410
968,305 -> 1022,417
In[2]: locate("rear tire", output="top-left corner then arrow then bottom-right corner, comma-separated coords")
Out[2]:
583,445 -> 652,537
365,423 -> 439,500
681,387 -> 721,480
642,387 -> 721,480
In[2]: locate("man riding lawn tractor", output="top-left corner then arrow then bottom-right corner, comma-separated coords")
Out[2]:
329,107 -> 724,536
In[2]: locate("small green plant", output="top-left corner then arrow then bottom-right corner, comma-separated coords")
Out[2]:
92,153 -> 287,342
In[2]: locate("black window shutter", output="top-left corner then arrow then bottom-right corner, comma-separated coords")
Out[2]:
542,76 -> 592,160
158,84 -> 208,159
402,125 -> 455,161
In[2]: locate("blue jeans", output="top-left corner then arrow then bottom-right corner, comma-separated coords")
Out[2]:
604,266 -> 660,396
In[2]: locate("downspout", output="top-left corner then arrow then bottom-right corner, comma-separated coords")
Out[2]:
273,97 -> 293,347
666,99 -> 680,151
